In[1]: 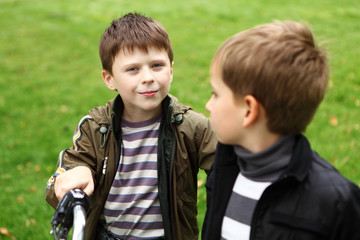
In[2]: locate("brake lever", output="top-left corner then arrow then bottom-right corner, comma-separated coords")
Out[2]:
51,189 -> 90,240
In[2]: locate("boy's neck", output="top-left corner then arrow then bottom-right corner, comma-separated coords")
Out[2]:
239,105 -> 282,153
122,106 -> 162,122
240,127 -> 282,154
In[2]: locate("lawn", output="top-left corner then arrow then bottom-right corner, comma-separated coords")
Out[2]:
1,0 -> 360,239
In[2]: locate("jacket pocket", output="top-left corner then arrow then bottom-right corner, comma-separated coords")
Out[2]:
269,212 -> 329,237
177,191 -> 198,239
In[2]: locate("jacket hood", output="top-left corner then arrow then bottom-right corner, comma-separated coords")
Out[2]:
88,98 -> 114,125
170,94 -> 191,115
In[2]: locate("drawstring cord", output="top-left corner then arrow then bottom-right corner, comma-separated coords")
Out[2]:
100,126 -> 108,148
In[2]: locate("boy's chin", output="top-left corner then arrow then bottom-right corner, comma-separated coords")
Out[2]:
217,136 -> 240,146
217,138 -> 233,145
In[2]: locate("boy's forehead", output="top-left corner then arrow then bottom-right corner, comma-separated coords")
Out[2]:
113,46 -> 172,65
210,68 -> 224,87
210,59 -> 222,78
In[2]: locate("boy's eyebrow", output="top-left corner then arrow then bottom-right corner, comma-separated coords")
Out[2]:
120,58 -> 170,69
122,62 -> 139,68
126,58 -> 167,65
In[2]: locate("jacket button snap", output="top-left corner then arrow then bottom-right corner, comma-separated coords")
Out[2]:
100,126 -> 108,134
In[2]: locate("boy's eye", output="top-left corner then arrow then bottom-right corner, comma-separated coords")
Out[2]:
127,67 -> 138,72
153,63 -> 164,68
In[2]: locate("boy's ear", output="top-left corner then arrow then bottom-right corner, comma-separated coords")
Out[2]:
170,61 -> 174,83
243,95 -> 259,128
102,70 -> 116,91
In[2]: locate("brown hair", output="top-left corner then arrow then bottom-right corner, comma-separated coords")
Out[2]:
99,13 -> 173,74
212,20 -> 328,134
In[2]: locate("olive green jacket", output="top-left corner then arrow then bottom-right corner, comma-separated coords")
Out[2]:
46,94 -> 217,240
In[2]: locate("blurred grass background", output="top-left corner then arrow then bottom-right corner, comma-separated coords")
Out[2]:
1,0 -> 360,239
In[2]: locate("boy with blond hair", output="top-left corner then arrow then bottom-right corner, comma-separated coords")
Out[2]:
202,20 -> 360,240
46,13 -> 216,240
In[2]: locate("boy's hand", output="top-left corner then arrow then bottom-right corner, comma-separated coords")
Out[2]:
54,166 -> 94,201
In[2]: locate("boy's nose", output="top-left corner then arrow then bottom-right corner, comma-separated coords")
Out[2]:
142,67 -> 155,84
205,99 -> 212,112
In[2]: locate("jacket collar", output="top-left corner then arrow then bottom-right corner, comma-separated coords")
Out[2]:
111,94 -> 124,143
110,94 -> 190,140
280,134 -> 313,182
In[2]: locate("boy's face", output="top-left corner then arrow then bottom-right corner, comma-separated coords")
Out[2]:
206,65 -> 247,145
102,47 -> 173,121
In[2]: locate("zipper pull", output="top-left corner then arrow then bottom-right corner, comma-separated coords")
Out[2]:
102,156 -> 108,174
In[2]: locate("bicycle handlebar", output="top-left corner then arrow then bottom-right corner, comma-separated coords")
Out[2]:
72,205 -> 87,240
51,189 -> 90,240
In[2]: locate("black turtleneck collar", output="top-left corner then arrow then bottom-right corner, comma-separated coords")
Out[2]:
233,135 -> 296,182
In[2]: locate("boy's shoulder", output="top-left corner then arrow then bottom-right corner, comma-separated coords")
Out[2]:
88,98 -> 114,126
308,151 -> 360,201
169,94 -> 211,127
168,94 -> 191,115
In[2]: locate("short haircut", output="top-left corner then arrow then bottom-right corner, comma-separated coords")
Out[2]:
99,13 -> 173,74
212,20 -> 328,134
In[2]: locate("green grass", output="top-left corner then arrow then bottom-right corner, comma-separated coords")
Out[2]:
1,0 -> 360,239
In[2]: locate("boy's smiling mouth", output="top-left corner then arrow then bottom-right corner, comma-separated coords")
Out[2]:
139,90 -> 158,97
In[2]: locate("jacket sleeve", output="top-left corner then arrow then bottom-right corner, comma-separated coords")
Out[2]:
331,182 -> 360,240
45,115 -> 98,208
194,114 -> 217,172
201,163 -> 214,239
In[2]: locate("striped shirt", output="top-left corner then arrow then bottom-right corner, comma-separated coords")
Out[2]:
221,174 -> 271,240
103,114 -> 164,240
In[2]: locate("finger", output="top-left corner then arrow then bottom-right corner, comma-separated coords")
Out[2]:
54,174 -> 76,200
83,180 -> 94,197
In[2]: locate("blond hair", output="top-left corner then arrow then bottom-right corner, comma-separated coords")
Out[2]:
213,21 -> 328,134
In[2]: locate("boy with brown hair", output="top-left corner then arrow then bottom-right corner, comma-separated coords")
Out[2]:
202,20 -> 360,240
45,13 -> 217,240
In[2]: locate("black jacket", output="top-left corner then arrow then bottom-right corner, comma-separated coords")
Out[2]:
202,134 -> 360,240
